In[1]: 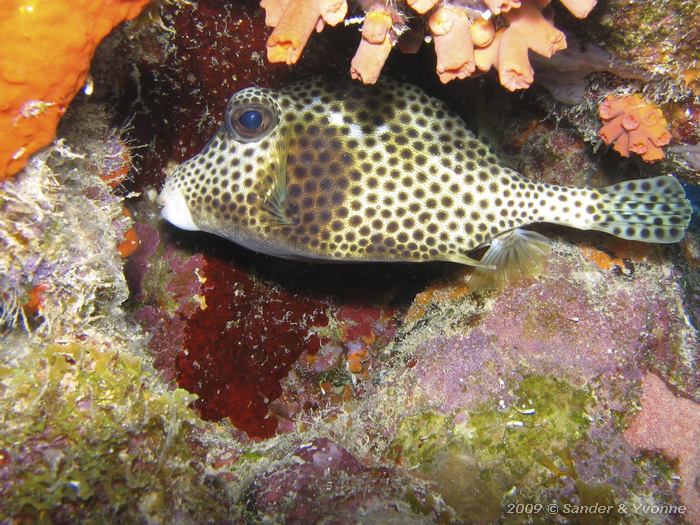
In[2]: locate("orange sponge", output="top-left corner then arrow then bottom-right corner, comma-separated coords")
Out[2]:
429,6 -> 476,83
265,0 -> 348,64
0,0 -> 151,179
598,94 -> 672,162
350,7 -> 394,84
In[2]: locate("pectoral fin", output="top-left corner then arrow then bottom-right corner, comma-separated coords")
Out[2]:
260,134 -> 294,226
444,253 -> 497,269
468,229 -> 551,291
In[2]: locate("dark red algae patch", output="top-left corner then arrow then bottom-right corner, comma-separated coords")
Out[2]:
178,256 -> 329,438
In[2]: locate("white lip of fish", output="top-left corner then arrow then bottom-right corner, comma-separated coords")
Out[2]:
157,181 -> 198,232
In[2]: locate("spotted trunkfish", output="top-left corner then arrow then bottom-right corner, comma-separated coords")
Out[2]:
158,77 -> 692,288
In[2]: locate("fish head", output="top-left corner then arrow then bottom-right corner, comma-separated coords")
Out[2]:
158,77 -> 444,260
158,85 -> 290,243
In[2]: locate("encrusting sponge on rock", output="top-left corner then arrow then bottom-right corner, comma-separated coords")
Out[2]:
0,0 -> 151,179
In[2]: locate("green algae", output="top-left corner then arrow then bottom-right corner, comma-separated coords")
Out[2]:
391,411 -> 452,468
391,376 -> 602,522
404,488 -> 455,524
467,375 -> 591,481
317,366 -> 353,389
589,0 -> 700,76
534,447 -> 621,524
634,454 -> 677,484
141,255 -> 180,313
0,342 -> 228,523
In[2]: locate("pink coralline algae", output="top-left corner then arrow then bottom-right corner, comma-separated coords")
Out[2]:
413,259 -> 683,414
126,223 -> 207,383
178,257 -> 329,438
255,439 -> 363,515
251,438 -> 432,523
625,373 -> 700,525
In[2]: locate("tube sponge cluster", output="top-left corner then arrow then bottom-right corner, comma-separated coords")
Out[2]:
0,0 -> 151,179
261,0 -> 595,88
598,94 -> 672,162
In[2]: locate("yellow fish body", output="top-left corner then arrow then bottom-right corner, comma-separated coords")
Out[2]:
158,77 -> 691,288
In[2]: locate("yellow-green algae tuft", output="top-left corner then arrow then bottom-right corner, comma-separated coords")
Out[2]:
467,375 -> 591,477
391,411 -> 452,468
588,0 -> 699,78
391,375 -> 610,522
0,341 -> 228,523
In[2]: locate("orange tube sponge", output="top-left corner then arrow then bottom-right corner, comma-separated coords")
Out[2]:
406,0 -> 438,15
497,0 -> 566,91
260,0 -> 291,26
498,26 -> 535,90
483,0 -> 522,15
350,8 -> 393,84
319,0 -> 347,25
470,18 -> 496,48
598,94 -> 672,162
503,0 -> 567,58
429,6 -> 475,83
265,0 -> 347,64
0,0 -> 151,179
259,0 -> 590,89
360,7 -> 393,44
475,29 -> 504,72
558,0 -> 596,18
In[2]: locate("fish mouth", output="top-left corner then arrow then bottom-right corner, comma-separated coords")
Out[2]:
157,182 -> 200,232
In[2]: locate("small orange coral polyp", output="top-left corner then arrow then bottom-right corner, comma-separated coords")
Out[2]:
117,207 -> 140,258
346,347 -> 369,373
24,282 -> 50,315
598,94 -> 671,162
0,0 -> 151,179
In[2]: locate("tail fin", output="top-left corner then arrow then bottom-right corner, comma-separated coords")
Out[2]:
590,176 -> 691,243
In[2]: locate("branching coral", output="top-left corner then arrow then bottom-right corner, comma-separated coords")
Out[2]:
598,94 -> 672,162
260,0 -> 595,89
0,0 -> 151,179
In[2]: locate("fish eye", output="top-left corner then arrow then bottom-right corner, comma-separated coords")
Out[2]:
225,102 -> 277,143
239,109 -> 263,130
